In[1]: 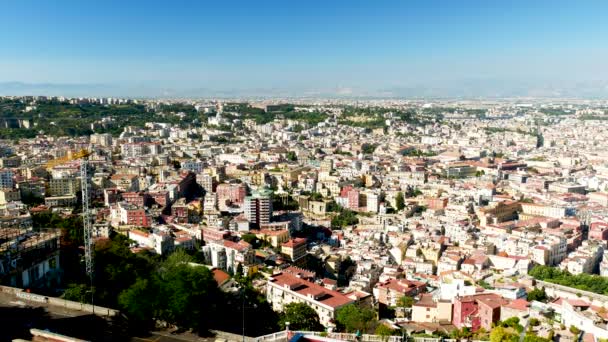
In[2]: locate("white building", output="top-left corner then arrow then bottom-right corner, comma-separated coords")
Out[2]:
266,272 -> 355,327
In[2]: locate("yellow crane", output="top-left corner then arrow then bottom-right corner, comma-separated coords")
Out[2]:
45,149 -> 91,170
45,148 -> 94,306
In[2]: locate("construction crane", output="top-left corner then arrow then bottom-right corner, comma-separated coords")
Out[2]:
45,149 -> 91,171
46,149 -> 94,303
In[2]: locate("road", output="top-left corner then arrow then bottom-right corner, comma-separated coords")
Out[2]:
0,291 -> 227,342
0,290 -> 86,319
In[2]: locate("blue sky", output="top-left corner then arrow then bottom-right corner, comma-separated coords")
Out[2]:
1,0 -> 607,97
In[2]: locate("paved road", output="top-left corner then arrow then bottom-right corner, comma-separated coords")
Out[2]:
0,290 -> 86,319
132,332 -> 217,342
1,291 -> 227,342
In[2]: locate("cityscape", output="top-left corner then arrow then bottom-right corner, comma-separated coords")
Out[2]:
2,2 -> 608,342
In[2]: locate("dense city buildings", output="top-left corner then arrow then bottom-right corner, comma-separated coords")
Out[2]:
3,96 -> 608,340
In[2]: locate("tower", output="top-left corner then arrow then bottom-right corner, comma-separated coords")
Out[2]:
244,188 -> 273,228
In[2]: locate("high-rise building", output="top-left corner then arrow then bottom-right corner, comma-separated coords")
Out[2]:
320,159 -> 333,173
347,189 -> 360,211
197,173 -> 214,192
48,177 -> 80,196
90,133 -> 113,146
0,170 -> 14,190
216,183 -> 247,211
244,188 -> 273,228
366,192 -> 379,213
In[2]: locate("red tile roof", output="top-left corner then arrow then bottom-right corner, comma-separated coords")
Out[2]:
212,269 -> 231,286
269,272 -> 354,309
503,298 -> 530,311
282,237 -> 307,248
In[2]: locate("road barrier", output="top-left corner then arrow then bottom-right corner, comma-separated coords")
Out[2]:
0,285 -> 119,317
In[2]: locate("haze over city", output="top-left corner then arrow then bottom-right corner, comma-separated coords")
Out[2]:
1,1 -> 608,98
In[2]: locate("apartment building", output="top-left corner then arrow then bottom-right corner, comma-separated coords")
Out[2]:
266,272 -> 354,327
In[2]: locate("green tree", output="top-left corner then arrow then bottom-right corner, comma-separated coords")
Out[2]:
490,326 -> 513,342
279,302 -> 323,331
451,327 -> 473,339
330,208 -> 359,229
361,143 -> 378,155
62,283 -> 90,303
523,335 -> 551,342
530,265 -> 608,295
92,234 -> 157,307
241,233 -> 258,245
395,192 -> 405,211
118,278 -> 159,328
375,324 -> 394,341
286,151 -> 298,161
397,295 -> 414,308
336,304 -> 376,333
236,263 -> 244,279
155,255 -> 222,332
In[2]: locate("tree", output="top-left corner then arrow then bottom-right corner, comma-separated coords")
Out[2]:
490,326 -> 513,342
92,234 -> 156,307
330,208 -> 359,229
361,143 -> 378,155
241,233 -> 258,245
523,335 -> 551,342
62,283 -> 90,303
156,255 -> 222,332
529,265 -> 608,295
286,151 -> 298,161
236,263 -> 244,279
451,327 -> 473,339
375,324 -> 394,341
279,303 -> 323,331
478,279 -> 493,289
395,192 -> 405,211
397,295 -> 414,308
336,304 -> 376,333
118,278 -> 158,329
527,288 -> 548,302
499,317 -> 523,332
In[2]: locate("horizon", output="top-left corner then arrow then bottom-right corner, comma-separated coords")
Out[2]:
1,1 -> 608,98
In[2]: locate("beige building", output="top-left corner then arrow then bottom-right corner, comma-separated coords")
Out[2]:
589,192 -> 608,206
254,228 -> 290,248
412,293 -> 453,323
0,189 -> 21,205
110,174 -> 140,192
477,201 -> 521,227
520,203 -> 566,219
48,177 -> 79,197
281,238 -> 307,262
531,236 -> 567,266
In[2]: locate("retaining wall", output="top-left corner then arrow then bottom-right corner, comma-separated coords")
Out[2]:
0,285 -> 118,317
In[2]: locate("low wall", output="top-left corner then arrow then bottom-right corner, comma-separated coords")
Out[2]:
535,280 -> 608,306
0,285 -> 119,317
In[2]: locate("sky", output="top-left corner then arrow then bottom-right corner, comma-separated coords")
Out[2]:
1,0 -> 608,98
